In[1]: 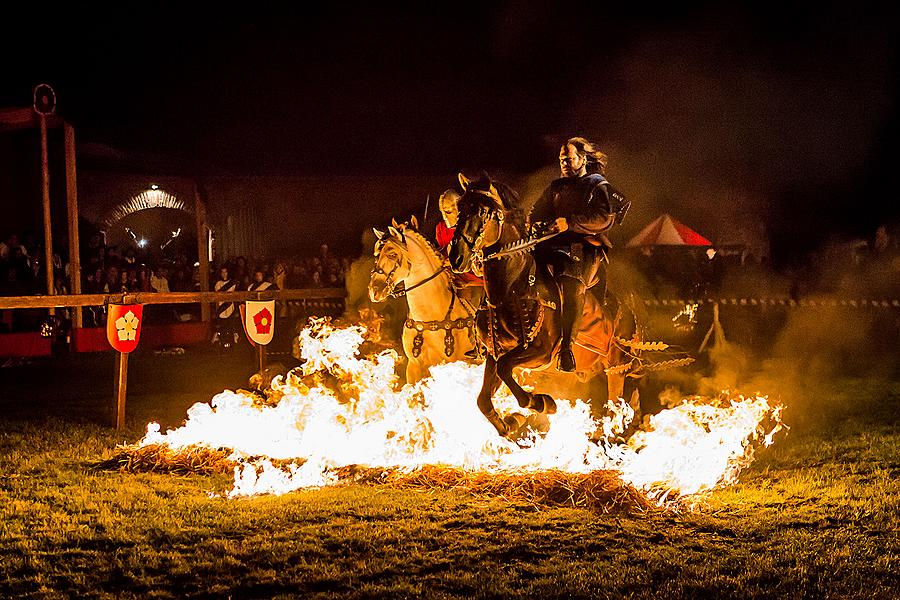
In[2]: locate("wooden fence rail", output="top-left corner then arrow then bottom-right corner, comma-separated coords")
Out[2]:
0,288 -> 347,311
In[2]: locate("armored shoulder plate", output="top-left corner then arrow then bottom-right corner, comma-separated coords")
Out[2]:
605,183 -> 630,224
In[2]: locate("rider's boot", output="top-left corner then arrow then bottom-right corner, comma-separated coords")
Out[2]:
558,276 -> 585,372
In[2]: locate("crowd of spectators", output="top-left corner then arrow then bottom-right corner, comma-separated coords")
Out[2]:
1,229 -> 352,332
211,244 -> 351,293
0,232 -> 51,297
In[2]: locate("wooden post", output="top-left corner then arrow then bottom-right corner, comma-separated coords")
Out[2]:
699,302 -> 724,354
64,123 -> 82,328
39,113 -> 55,310
114,351 -> 129,430
194,182 -> 210,321
258,343 -> 267,374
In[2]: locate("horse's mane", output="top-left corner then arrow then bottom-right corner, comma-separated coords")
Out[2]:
496,181 -> 529,223
403,227 -> 447,266
465,175 -> 528,227
377,221 -> 447,266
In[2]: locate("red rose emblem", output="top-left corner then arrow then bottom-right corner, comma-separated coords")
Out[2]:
253,307 -> 273,335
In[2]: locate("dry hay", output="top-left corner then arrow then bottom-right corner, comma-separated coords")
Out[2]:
334,464 -> 655,514
92,444 -> 236,475
94,447 -> 654,513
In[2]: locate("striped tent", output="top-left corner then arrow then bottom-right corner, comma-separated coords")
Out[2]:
626,214 -> 712,247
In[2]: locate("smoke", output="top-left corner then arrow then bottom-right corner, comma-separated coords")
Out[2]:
648,242 -> 900,430
557,9 -> 895,258
520,11 -> 900,425
343,228 -> 377,317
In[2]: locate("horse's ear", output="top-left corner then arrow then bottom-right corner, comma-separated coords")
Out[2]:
391,217 -> 400,228
373,228 -> 385,240
458,172 -> 471,190
410,215 -> 419,230
489,184 -> 503,204
388,225 -> 400,238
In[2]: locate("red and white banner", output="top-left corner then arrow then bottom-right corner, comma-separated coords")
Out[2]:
107,304 -> 143,353
241,300 -> 275,346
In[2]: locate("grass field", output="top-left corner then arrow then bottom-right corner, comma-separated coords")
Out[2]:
1,349 -> 899,598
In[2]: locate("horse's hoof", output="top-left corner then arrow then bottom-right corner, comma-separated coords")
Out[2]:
557,348 -> 577,372
539,394 -> 557,415
504,413 -> 532,446
530,393 -> 556,415
503,412 -> 528,432
485,412 -> 509,437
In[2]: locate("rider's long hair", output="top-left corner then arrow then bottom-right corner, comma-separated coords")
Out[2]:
566,137 -> 608,175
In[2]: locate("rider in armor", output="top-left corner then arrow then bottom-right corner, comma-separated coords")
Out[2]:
530,137 -> 630,372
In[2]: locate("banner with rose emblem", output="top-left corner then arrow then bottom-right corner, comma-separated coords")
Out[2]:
241,300 -> 275,346
106,303 -> 143,353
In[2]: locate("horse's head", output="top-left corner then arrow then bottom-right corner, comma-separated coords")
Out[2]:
449,173 -> 507,274
368,219 -> 412,303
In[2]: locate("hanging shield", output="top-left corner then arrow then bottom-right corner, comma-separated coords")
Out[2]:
107,304 -> 143,353
242,300 -> 275,346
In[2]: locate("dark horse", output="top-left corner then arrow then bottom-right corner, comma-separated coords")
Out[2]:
448,173 -> 641,438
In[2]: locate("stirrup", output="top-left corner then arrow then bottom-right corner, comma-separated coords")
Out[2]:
558,346 -> 577,372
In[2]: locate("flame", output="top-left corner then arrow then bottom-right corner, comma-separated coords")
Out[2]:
136,319 -> 784,505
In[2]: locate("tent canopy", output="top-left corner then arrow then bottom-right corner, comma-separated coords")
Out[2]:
626,214 -> 712,247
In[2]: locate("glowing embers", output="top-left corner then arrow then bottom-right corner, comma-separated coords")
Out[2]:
133,319 -> 784,506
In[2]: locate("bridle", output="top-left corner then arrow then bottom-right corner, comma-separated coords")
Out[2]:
372,239 -> 450,299
455,190 -> 506,267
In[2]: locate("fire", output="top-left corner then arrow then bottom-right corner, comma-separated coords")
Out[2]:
136,319 -> 783,506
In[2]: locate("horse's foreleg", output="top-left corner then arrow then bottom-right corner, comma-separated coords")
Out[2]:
623,375 -> 642,434
496,346 -> 557,415
477,356 -> 507,436
405,361 -> 419,385
606,372 -> 625,402
606,367 -> 640,417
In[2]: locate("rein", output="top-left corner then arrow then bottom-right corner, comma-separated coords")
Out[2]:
459,188 -> 558,263
389,265 -> 449,298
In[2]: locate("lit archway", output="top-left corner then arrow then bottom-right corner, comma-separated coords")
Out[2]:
103,185 -> 190,229
103,185 -> 196,259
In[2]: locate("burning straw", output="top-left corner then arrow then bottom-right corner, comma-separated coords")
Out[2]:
93,447 -> 653,513
334,465 -> 654,513
92,444 -> 235,475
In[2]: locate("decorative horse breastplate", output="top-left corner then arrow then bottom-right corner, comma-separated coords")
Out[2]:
404,292 -> 476,358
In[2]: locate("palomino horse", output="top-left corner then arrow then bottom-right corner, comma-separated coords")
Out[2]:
368,217 -> 476,384
448,174 -> 642,438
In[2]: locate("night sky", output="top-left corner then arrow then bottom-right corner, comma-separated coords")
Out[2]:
1,3 -> 898,261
